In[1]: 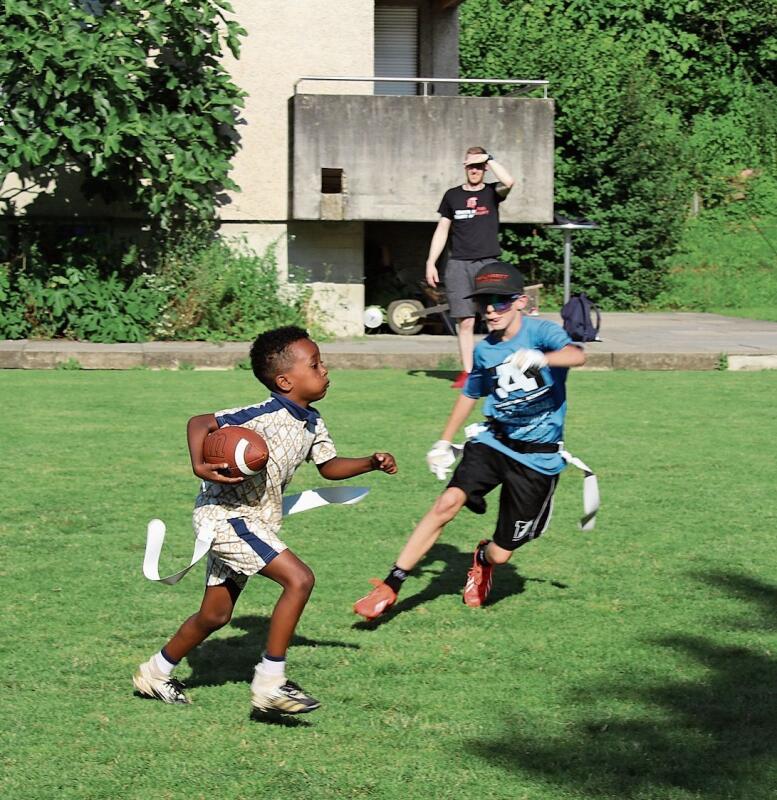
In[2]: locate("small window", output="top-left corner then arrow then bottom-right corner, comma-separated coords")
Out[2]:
321,168 -> 343,194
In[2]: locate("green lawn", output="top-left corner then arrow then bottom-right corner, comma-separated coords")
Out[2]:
3,368 -> 777,800
654,215 -> 777,321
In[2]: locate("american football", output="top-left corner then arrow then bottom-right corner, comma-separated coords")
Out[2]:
203,426 -> 269,478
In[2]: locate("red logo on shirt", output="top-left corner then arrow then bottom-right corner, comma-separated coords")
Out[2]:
467,197 -> 478,209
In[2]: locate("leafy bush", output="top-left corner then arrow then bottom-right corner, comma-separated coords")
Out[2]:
687,83 -> 777,207
0,227 -> 312,342
148,228 -> 312,340
0,236 -> 160,341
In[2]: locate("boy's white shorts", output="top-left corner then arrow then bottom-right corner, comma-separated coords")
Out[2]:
196,514 -> 288,589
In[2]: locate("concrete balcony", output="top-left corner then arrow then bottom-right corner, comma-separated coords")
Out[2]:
291,90 -> 554,224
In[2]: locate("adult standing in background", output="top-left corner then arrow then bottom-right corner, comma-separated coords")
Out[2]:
426,146 -> 515,388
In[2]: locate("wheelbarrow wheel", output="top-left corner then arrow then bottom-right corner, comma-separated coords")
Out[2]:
387,299 -> 425,335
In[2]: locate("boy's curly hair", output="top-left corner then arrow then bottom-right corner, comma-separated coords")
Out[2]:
250,326 -> 310,391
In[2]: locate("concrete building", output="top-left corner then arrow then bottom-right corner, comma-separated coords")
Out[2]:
222,0 -> 553,334
2,1 -> 554,336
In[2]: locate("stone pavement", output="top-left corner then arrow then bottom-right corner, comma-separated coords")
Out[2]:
1,312 -> 777,371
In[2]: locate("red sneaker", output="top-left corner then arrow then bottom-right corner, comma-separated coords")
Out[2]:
463,540 -> 493,607
353,579 -> 398,621
451,371 -> 470,389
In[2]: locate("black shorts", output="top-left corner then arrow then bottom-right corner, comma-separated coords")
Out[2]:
448,442 -> 559,551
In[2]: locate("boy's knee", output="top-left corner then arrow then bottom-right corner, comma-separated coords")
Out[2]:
287,564 -> 315,596
199,606 -> 232,631
433,488 -> 466,520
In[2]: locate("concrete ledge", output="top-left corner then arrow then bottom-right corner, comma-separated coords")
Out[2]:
0,341 -> 23,369
580,351 -> 613,370
728,354 -> 777,371
324,352 -> 456,370
612,352 -> 721,371
78,352 -> 146,369
141,342 -> 248,370
1,324 -> 776,372
0,340 -> 252,370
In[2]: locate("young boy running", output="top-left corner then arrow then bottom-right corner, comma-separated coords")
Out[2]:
134,326 -> 396,714
354,263 -> 585,620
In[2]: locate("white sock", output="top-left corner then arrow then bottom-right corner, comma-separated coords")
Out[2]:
257,655 -> 286,679
153,650 -> 176,676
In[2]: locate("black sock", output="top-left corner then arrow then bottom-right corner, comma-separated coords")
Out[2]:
476,542 -> 492,566
383,565 -> 407,594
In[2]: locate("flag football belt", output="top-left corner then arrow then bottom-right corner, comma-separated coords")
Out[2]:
142,486 -> 370,585
487,423 -> 562,454
475,422 -> 600,531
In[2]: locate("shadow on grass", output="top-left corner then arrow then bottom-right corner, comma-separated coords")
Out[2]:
407,369 -> 459,383
187,614 -> 358,688
249,709 -> 314,728
463,570 -> 777,798
353,541 -> 542,630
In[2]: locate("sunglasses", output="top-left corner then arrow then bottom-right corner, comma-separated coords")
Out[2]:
476,294 -> 519,313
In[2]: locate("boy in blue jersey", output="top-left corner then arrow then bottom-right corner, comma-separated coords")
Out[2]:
354,263 -> 585,620
134,326 -> 397,715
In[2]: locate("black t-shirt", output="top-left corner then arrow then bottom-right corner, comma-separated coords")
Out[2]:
438,182 -> 505,260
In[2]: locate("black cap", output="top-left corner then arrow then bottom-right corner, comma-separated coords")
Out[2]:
465,262 -> 525,298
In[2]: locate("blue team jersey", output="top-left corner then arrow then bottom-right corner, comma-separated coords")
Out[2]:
462,317 -> 577,475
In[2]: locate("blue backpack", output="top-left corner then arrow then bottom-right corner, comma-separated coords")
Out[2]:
561,292 -> 601,342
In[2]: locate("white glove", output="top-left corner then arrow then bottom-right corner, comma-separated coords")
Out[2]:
509,348 -> 548,374
426,439 -> 456,480
464,422 -> 487,440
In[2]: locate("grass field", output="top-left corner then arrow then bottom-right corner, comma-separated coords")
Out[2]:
3,368 -> 777,800
655,215 -> 777,321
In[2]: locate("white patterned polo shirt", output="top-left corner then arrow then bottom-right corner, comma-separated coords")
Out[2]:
193,393 -> 337,586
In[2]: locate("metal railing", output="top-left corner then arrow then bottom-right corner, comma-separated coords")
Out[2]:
293,76 -> 549,98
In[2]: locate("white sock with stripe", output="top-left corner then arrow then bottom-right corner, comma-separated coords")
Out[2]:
259,654 -> 286,677
153,650 -> 177,677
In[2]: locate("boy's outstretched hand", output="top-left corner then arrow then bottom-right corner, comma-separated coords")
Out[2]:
371,452 -> 398,474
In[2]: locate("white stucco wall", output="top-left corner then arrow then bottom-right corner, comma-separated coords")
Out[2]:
221,0 -> 375,222
218,1 -> 376,336
308,282 -> 366,337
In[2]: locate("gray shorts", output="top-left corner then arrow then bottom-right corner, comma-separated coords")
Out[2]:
444,258 -> 497,319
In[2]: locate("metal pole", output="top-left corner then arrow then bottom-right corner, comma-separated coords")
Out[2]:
563,230 -> 572,304
293,76 -> 550,95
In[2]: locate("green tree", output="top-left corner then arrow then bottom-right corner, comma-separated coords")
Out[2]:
561,0 -> 777,195
559,0 -> 776,118
461,1 -> 689,306
0,0 -> 246,224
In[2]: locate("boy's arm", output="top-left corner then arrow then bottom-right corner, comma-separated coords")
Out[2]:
187,413 -> 244,484
546,343 -> 586,368
426,394 -> 478,479
317,453 -> 398,480
511,343 -> 586,373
